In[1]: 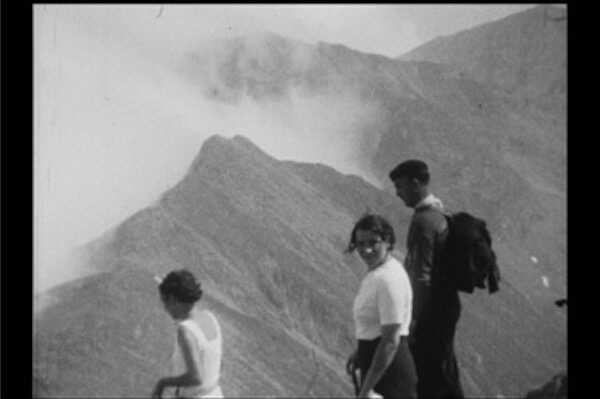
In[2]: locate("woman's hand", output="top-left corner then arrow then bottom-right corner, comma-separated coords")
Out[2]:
346,350 -> 357,376
357,388 -> 383,398
151,380 -> 164,399
358,324 -> 402,397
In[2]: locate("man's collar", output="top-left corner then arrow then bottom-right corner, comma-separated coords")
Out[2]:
415,194 -> 433,210
415,194 -> 443,211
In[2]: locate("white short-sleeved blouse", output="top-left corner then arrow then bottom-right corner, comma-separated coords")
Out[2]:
352,256 -> 413,340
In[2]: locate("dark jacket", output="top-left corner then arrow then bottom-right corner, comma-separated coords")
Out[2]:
404,203 -> 449,327
404,199 -> 464,399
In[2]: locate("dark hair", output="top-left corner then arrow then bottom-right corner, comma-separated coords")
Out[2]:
346,213 -> 395,253
389,159 -> 430,184
159,269 -> 203,303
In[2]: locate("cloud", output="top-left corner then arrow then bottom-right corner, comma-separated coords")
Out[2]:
34,5 -> 385,293
33,3 -> 541,293
247,5 -> 422,57
37,5 -> 423,61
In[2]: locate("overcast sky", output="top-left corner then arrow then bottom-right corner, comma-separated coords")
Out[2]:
35,4 -> 556,294
36,4 -> 541,58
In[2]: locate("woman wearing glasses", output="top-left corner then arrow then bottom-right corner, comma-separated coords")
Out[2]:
346,214 -> 417,399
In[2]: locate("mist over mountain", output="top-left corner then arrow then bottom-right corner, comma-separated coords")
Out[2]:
34,135 -> 402,397
35,6 -> 566,398
176,8 -> 566,305
35,135 -> 564,397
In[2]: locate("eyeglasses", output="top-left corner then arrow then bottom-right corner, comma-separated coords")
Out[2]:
354,238 -> 384,250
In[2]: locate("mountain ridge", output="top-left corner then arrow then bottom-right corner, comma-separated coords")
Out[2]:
398,5 -> 566,115
35,5 -> 566,397
35,135 -> 398,397
35,135 -> 565,397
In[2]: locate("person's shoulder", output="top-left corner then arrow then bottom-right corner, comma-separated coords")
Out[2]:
203,310 -> 221,328
413,206 -> 447,230
386,256 -> 404,269
204,309 -> 221,321
176,320 -> 195,340
377,257 -> 409,282
197,309 -> 222,337
415,204 -> 445,219
178,318 -> 198,331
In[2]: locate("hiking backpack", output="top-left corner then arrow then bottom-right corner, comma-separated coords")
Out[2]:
442,212 -> 500,294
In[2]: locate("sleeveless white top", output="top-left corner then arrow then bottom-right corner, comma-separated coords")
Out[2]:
172,309 -> 223,398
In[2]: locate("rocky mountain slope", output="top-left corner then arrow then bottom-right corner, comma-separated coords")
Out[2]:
35,6 -> 566,398
35,136 -> 565,397
177,6 -> 566,312
34,135 -> 401,397
399,5 -> 566,116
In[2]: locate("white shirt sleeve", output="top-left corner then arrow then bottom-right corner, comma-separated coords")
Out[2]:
376,273 -> 410,326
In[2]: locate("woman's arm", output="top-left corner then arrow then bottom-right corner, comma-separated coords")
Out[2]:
357,323 -> 401,398
152,326 -> 203,398
347,348 -> 360,395
346,349 -> 357,376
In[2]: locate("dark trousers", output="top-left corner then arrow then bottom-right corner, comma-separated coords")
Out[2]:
356,336 -> 418,399
410,293 -> 464,399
